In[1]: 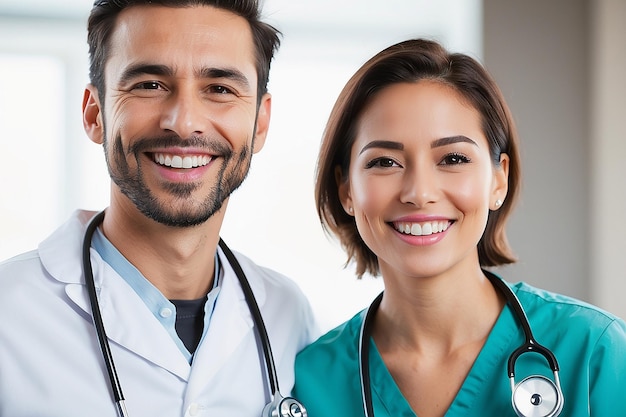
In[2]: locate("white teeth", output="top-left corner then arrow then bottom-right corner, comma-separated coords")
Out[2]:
171,156 -> 183,168
395,221 -> 450,236
154,153 -> 211,168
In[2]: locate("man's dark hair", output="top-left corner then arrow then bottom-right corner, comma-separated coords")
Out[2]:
88,0 -> 281,103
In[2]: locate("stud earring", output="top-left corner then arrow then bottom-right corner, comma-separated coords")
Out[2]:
348,207 -> 354,214
495,199 -> 503,208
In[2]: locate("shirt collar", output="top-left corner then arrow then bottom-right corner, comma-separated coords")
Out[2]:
91,227 -> 221,361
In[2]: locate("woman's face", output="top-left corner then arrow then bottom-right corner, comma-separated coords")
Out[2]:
340,80 -> 508,280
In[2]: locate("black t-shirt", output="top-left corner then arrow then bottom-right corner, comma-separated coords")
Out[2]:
170,296 -> 207,354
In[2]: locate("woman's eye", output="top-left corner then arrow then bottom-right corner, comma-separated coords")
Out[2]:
441,153 -> 470,165
365,157 -> 398,169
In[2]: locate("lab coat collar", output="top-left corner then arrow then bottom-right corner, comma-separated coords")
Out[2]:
41,210 -> 267,383
65,259 -> 192,380
185,250 -> 259,394
39,209 -> 97,285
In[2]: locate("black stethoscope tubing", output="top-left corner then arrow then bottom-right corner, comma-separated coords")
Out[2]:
358,270 -> 562,417
82,210 -> 295,417
83,210 -> 128,416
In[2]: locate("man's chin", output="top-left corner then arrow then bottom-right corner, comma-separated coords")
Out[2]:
141,202 -> 224,228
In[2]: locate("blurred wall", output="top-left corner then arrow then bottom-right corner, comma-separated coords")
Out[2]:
589,0 -> 626,319
483,0 -> 626,319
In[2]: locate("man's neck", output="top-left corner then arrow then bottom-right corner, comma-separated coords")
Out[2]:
101,204 -> 225,300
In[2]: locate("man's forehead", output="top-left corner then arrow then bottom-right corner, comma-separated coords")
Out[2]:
106,5 -> 258,83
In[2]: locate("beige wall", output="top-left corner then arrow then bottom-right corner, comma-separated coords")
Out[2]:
483,0 -> 625,319
590,0 -> 626,319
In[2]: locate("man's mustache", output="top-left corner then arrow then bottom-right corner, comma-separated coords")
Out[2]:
128,135 -> 233,158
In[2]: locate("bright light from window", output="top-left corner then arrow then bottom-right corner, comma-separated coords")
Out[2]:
0,54 -> 65,260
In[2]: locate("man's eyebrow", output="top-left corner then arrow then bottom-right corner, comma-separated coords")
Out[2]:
119,63 -> 173,85
431,135 -> 478,148
359,140 -> 404,155
117,64 -> 251,90
197,67 -> 251,90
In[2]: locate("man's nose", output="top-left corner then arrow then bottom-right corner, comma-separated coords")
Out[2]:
160,89 -> 208,139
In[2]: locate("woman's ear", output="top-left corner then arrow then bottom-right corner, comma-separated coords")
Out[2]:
491,153 -> 509,210
336,166 -> 354,216
82,84 -> 104,144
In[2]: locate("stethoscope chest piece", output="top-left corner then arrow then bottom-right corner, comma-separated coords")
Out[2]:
512,374 -> 563,417
262,393 -> 307,417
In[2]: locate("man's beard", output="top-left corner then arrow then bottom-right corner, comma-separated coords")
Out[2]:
104,133 -> 253,227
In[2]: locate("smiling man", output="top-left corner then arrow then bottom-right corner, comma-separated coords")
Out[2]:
0,1 -> 318,416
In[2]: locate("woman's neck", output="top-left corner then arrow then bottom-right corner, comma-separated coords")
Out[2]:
372,265 -> 505,355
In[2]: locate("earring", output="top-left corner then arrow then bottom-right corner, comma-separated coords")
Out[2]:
495,199 -> 503,208
348,207 -> 354,214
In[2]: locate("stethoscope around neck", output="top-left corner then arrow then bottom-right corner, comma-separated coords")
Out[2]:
358,270 -> 564,417
82,210 -> 307,417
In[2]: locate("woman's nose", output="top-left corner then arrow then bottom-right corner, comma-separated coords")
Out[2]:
399,165 -> 438,207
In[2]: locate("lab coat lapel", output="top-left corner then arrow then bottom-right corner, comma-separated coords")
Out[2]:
65,249 -> 191,381
185,252 -> 263,396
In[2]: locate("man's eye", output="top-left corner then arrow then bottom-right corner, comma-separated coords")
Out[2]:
365,157 -> 398,169
134,81 -> 161,90
441,153 -> 471,165
210,85 -> 234,95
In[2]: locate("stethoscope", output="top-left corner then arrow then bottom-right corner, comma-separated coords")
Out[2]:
358,270 -> 564,417
82,210 -> 307,417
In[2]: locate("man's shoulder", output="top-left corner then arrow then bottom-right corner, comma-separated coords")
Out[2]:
229,249 -> 305,294
0,249 -> 42,276
0,209 -> 95,286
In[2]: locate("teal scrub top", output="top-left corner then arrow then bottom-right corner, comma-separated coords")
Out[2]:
294,280 -> 626,416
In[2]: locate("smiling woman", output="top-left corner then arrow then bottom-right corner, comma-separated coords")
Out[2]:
292,37 -> 626,417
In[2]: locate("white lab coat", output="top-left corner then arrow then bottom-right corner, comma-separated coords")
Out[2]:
0,210 -> 319,417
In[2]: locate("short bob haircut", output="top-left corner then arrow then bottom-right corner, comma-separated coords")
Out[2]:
315,38 -> 521,277
87,0 -> 280,106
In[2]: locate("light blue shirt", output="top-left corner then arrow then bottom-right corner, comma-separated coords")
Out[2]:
92,228 -> 221,362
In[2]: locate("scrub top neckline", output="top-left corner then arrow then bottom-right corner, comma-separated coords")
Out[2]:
368,297 -> 520,416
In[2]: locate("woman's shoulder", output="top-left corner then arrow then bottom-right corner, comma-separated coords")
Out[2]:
296,309 -> 365,365
510,280 -> 626,340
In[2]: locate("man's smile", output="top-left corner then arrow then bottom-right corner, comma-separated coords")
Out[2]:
153,153 -> 215,169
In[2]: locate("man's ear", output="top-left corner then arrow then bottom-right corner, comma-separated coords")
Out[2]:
252,93 -> 271,154
82,84 -> 104,144
336,166 -> 354,216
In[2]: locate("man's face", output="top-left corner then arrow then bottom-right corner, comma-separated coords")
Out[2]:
84,5 -> 270,227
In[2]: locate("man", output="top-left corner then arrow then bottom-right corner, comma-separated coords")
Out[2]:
0,1 -> 318,416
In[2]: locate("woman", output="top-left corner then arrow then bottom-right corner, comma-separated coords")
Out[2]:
293,39 -> 626,417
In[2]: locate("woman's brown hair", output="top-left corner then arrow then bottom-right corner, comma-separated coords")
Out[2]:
315,38 -> 521,277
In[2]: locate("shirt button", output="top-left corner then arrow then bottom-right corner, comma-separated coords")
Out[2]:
188,403 -> 199,416
159,307 -> 173,318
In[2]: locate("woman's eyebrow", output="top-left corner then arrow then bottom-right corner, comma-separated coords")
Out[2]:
359,140 -> 404,155
431,135 -> 478,148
